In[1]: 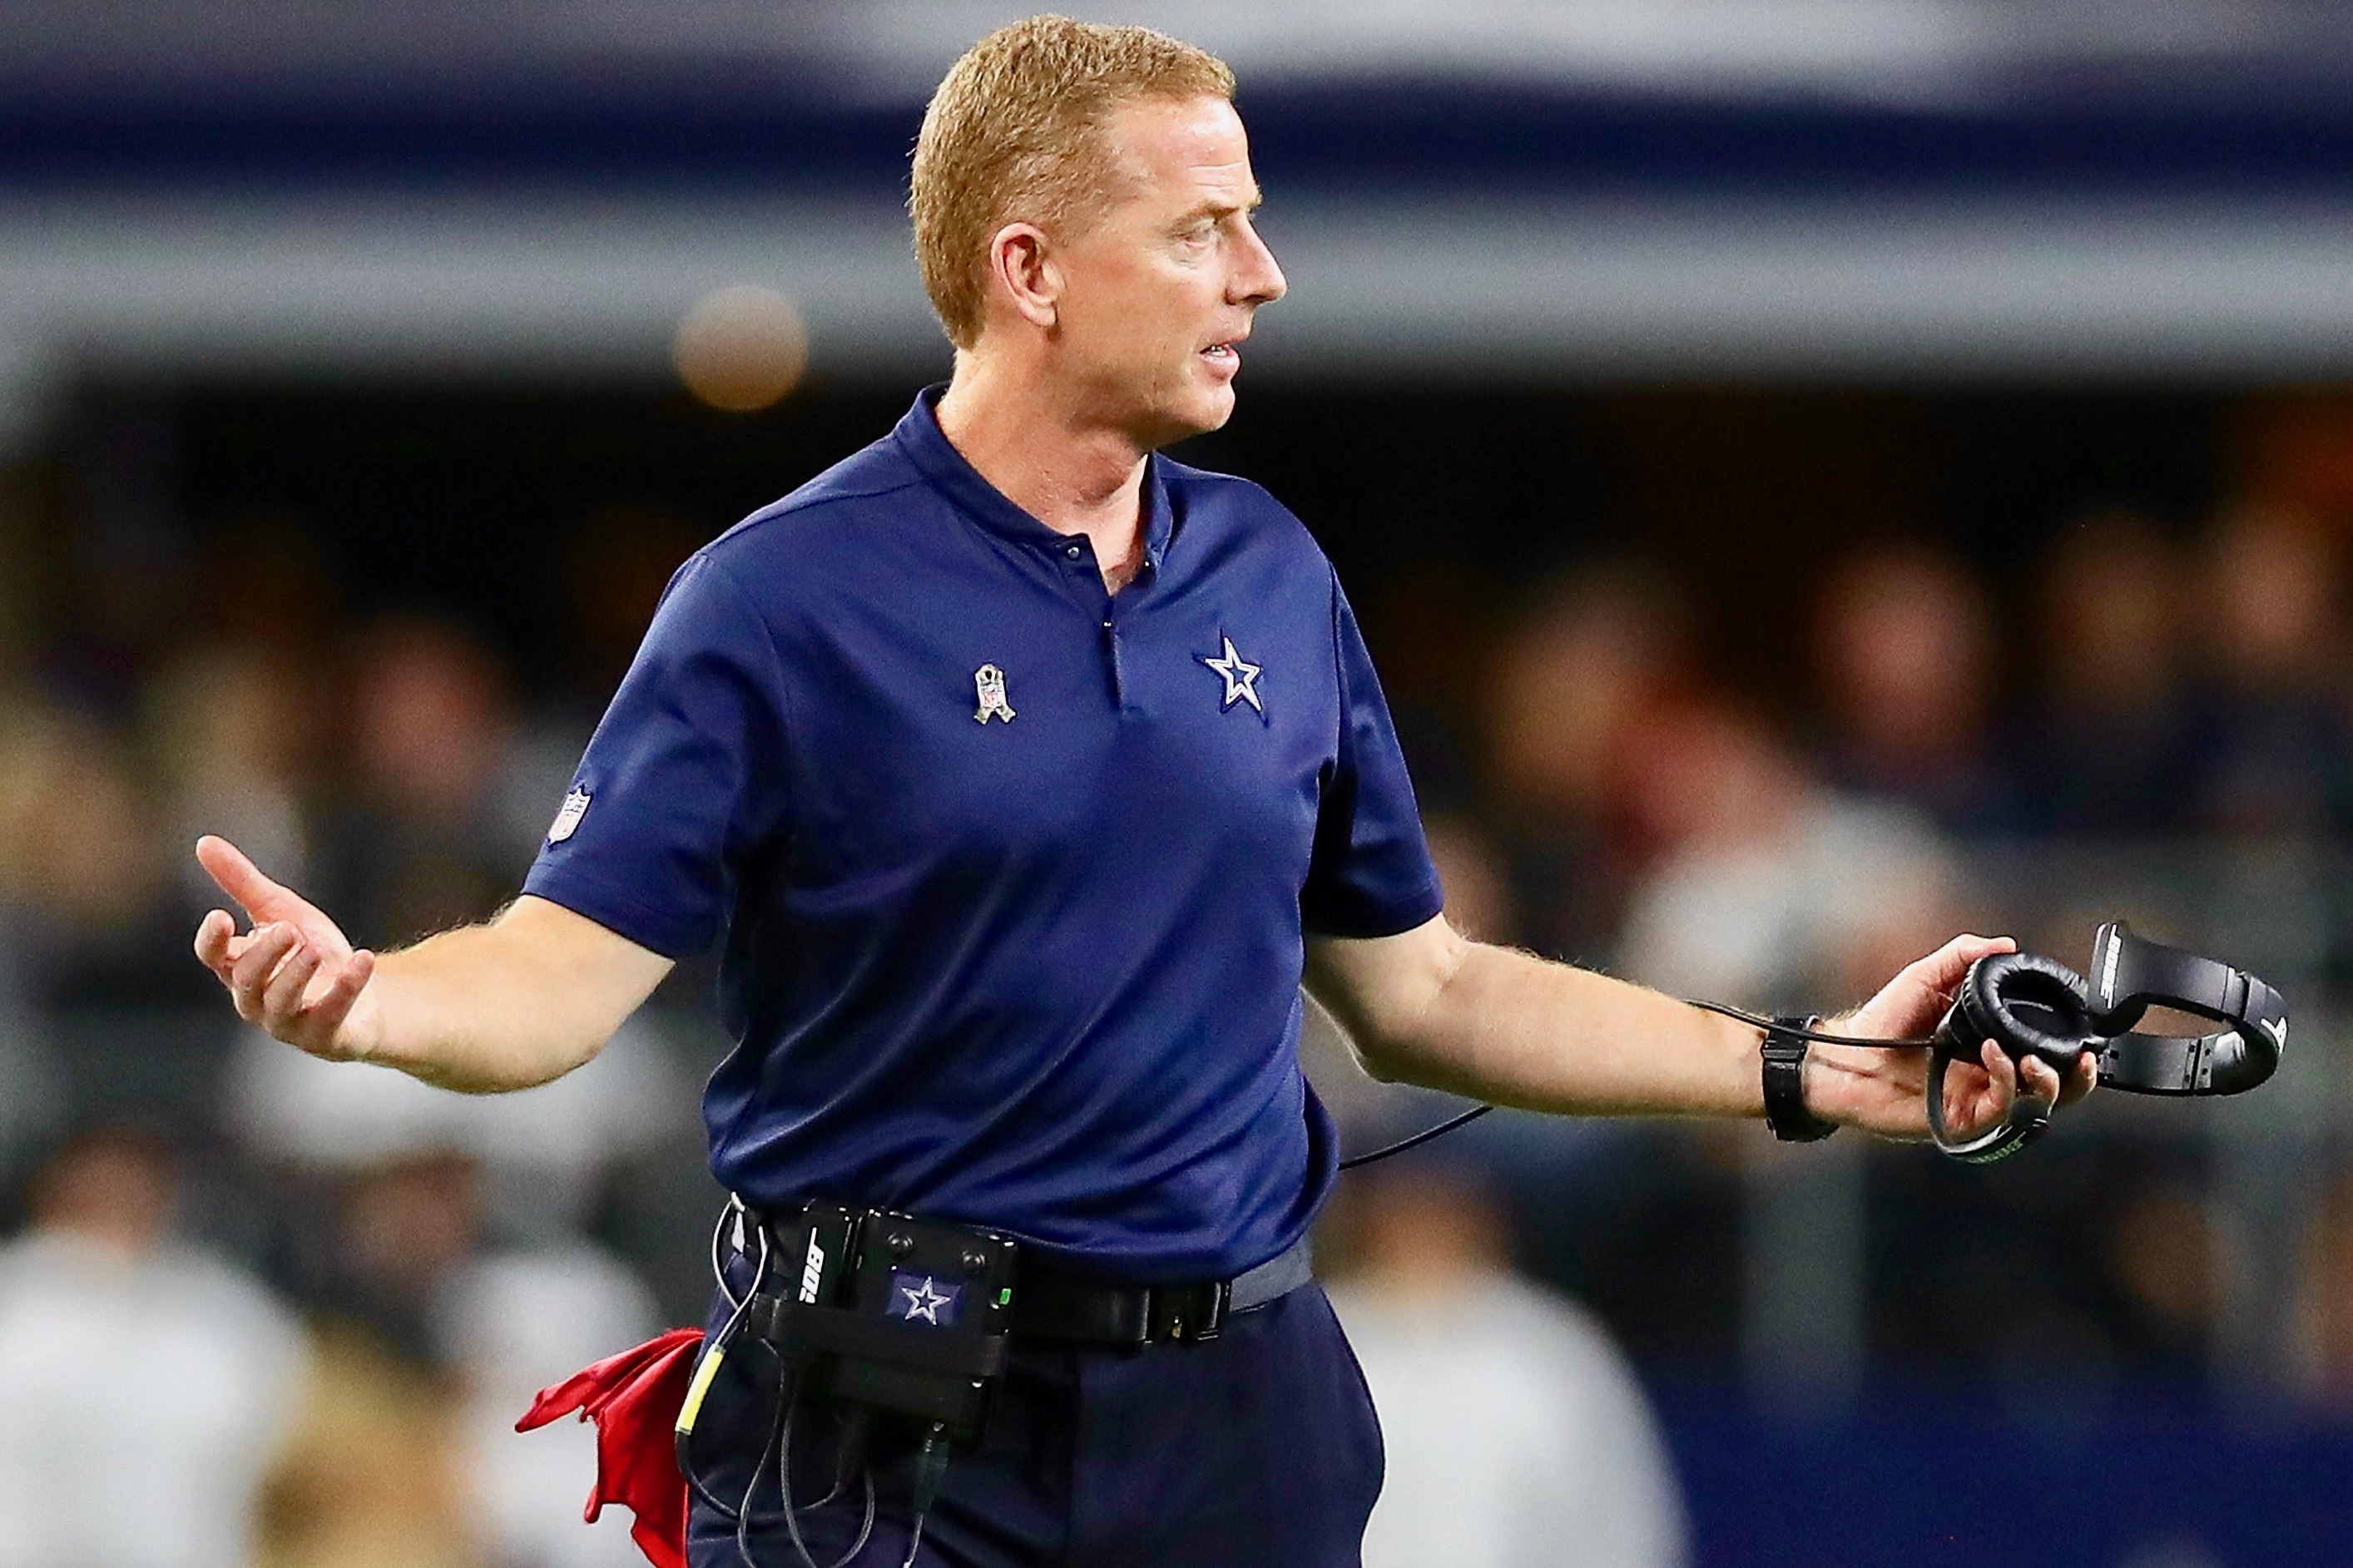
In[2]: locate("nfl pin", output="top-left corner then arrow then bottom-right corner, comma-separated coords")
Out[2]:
547,787 -> 592,843
973,663 -> 1016,725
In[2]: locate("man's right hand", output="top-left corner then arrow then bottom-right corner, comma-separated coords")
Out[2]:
192,835 -> 384,1062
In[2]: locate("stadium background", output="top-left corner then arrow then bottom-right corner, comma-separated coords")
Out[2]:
6,2 -> 2353,1564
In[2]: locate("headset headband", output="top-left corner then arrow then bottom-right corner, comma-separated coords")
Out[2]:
2087,922 -> 2286,1096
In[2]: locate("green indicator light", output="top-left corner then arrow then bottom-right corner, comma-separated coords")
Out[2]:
997,1288 -> 1013,1305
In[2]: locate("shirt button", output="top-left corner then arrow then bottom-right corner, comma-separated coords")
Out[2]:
1064,544 -> 1082,559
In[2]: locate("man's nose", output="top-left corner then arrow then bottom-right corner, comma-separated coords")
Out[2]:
1233,224 -> 1286,306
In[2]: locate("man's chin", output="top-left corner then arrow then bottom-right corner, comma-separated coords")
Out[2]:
1097,372 -> 1236,453
1162,380 -> 1236,443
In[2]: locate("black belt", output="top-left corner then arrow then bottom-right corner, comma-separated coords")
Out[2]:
1010,1239 -> 1315,1346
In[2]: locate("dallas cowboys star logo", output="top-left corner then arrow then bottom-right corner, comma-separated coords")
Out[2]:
899,1274 -> 954,1325
1198,635 -> 1264,715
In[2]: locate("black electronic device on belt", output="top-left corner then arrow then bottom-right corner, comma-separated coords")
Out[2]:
677,1199 -> 1020,1568
774,1204 -> 1019,1437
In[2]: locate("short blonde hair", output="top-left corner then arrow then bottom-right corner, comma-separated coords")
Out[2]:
910,16 -> 1236,350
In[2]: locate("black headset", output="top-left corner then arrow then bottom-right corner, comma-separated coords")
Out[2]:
1925,921 -> 2287,1162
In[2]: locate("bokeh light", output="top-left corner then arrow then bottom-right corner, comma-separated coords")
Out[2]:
671,284 -> 808,413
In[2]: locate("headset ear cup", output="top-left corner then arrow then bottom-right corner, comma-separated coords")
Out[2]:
1964,952 -> 2098,1073
1958,952 -> 2009,1056
1930,952 -> 2009,1071
1926,952 -> 2081,1162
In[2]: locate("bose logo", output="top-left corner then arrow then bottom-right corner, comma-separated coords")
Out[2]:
800,1237 -> 827,1304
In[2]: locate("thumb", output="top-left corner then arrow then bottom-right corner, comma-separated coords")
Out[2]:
195,835 -> 282,922
1910,932 -> 2014,997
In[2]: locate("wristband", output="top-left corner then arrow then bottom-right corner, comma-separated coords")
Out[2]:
1761,1015 -> 1839,1142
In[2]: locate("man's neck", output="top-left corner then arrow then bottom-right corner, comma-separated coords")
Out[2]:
934,352 -> 1151,588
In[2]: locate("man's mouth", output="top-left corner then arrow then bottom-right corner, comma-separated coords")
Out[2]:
1201,341 -> 1239,365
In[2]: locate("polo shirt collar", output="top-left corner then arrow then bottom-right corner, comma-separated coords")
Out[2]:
894,387 -> 1173,570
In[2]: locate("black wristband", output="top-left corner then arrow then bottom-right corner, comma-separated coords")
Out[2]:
1761,1015 -> 1839,1142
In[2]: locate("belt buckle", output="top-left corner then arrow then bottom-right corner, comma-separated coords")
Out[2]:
1147,1279 -> 1230,1344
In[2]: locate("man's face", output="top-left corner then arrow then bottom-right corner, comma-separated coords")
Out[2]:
1045,94 -> 1286,446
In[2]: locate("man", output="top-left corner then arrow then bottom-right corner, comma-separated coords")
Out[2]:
193,17 -> 2093,1567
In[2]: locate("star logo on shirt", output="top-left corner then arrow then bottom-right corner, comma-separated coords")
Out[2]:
1198,635 -> 1264,715
899,1274 -> 955,1325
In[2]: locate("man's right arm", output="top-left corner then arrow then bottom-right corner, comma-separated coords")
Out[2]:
191,834 -> 673,1094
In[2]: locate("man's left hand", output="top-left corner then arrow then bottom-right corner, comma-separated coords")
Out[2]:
1804,932 -> 2098,1140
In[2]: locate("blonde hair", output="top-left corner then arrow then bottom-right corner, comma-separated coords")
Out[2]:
910,16 -> 1236,350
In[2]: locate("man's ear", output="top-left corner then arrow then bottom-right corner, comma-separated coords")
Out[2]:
986,223 -> 1060,330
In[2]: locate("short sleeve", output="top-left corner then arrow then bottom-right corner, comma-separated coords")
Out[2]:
523,553 -> 791,958
1300,572 -> 1445,938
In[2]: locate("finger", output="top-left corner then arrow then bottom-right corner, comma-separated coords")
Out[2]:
1934,1048 -> 1990,1135
1981,1040 -> 2019,1099
300,951 -> 376,1050
2019,1054 -> 2064,1106
263,942 -> 324,1024
1935,1041 -> 2012,1139
230,923 -> 300,1002
195,835 -> 284,922
1904,933 -> 2021,1001
193,909 -> 238,978
2059,1050 -> 2099,1108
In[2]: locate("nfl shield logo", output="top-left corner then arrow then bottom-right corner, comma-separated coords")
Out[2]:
547,788 -> 592,843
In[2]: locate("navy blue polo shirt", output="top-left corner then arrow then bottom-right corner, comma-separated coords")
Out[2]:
524,390 -> 1442,1280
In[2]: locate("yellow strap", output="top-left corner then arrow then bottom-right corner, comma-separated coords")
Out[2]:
675,1344 -> 726,1436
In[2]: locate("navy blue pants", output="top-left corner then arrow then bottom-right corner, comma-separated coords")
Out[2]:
682,1280 -> 1385,1567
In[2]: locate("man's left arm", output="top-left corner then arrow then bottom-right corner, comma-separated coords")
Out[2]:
1304,915 -> 2095,1138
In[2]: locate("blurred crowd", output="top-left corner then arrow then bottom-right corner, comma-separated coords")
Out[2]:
0,481 -> 714,1567
1399,489 -> 2353,984
2,393 -> 2353,1566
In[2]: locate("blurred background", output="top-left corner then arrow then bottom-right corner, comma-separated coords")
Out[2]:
6,2 -> 2353,1565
